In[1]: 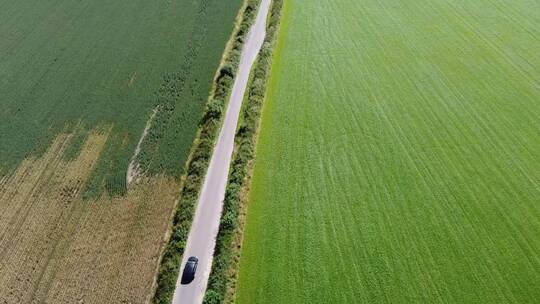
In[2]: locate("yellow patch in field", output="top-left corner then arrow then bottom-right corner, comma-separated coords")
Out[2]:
0,129 -> 179,304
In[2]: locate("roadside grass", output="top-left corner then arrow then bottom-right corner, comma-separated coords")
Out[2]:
236,0 -> 540,303
203,0 -> 284,303
0,0 -> 242,197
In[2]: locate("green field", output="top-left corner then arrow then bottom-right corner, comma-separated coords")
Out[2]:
0,0 -> 241,195
0,0 -> 244,302
236,0 -> 540,303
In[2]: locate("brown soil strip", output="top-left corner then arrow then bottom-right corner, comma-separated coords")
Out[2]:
127,107 -> 158,186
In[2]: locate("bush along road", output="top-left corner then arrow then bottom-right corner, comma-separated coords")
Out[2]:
170,0 -> 272,303
203,0 -> 284,303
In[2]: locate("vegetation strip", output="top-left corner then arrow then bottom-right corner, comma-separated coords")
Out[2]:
1,1 -> 242,301
0,0 -> 242,198
203,0 -> 284,303
151,1 -> 264,303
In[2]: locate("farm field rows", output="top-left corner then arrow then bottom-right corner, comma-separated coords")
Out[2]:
236,0 -> 540,303
0,0 -> 242,302
0,129 -> 179,303
0,0 -> 241,195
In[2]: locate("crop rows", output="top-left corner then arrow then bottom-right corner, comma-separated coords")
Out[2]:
236,0 -> 540,303
151,1 -> 264,303
0,0 -> 242,197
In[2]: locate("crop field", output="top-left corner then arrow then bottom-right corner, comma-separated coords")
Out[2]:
236,0 -> 540,303
0,0 -> 241,195
0,0 -> 242,302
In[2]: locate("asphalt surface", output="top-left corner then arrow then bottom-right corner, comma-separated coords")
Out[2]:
171,0 -> 272,303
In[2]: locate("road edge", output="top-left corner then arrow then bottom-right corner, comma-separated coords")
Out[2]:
150,1 -> 264,303
202,0 -> 284,303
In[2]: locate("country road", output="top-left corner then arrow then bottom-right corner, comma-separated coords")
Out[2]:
171,0 -> 272,303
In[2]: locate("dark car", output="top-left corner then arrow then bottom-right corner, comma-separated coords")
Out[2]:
181,256 -> 199,284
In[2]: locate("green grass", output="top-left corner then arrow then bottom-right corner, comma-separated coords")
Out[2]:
0,0 -> 242,195
236,0 -> 540,303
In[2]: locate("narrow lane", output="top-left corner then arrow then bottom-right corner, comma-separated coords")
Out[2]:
171,0 -> 272,303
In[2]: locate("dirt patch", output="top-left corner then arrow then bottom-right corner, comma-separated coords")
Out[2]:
128,72 -> 138,88
127,108 -> 158,186
0,128 -> 179,304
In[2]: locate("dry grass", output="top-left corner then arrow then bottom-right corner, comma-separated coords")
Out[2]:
0,129 -> 179,304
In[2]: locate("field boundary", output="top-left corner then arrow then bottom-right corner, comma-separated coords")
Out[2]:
202,0 -> 284,303
150,1 -> 264,303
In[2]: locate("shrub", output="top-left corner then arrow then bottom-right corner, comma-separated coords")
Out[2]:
204,290 -> 223,304
204,0 -> 284,303
151,1 -> 267,303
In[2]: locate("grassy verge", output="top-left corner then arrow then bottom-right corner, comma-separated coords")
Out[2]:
203,1 -> 284,303
150,1 -> 263,303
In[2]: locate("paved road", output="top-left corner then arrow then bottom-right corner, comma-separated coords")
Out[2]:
171,0 -> 272,303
